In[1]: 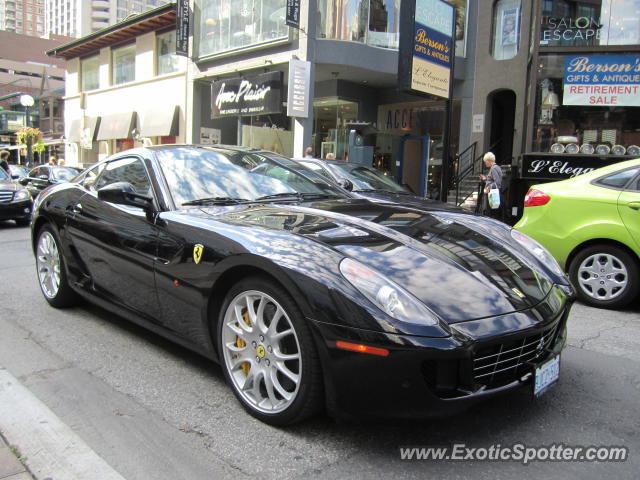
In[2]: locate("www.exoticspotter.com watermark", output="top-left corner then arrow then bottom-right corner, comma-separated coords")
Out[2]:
399,444 -> 628,464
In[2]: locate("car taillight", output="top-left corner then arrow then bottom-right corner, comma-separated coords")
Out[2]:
524,189 -> 551,207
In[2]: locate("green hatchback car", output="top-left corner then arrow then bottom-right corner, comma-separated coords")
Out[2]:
515,159 -> 640,309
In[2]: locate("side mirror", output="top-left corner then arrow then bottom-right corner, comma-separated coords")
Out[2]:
97,182 -> 154,212
338,178 -> 353,191
18,177 -> 29,186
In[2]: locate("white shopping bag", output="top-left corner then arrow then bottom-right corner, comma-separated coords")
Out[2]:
488,188 -> 500,209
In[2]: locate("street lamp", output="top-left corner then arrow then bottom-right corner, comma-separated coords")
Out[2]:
19,94 -> 35,167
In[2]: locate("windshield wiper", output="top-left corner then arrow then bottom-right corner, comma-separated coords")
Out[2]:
299,193 -> 344,200
182,197 -> 249,206
254,192 -> 303,202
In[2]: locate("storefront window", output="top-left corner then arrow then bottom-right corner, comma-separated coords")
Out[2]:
532,54 -> 640,155
492,0 -> 522,60
312,97 -> 359,160
317,0 -> 467,55
541,0 -> 640,47
112,44 -> 136,85
196,0 -> 288,58
157,30 -> 184,75
80,55 -> 99,91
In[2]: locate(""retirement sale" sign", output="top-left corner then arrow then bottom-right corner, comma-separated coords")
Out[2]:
563,54 -> 640,106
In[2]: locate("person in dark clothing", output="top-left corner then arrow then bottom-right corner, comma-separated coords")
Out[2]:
479,151 -> 504,221
0,150 -> 10,174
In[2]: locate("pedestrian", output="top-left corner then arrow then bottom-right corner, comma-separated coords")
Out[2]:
479,151 -> 504,221
58,158 -> 65,166
48,155 -> 57,166
0,150 -> 9,174
304,146 -> 314,158
325,152 -> 335,160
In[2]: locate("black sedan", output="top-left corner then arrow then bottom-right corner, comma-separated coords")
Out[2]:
294,157 -> 461,211
19,164 -> 80,198
0,167 -> 32,225
31,145 -> 574,425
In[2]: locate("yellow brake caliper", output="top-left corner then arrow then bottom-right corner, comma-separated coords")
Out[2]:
236,309 -> 251,376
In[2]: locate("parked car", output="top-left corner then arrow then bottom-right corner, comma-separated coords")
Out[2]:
293,157 -> 461,211
0,166 -> 32,226
515,159 -> 640,309
31,145 -> 573,425
19,165 -> 80,198
8,164 -> 29,180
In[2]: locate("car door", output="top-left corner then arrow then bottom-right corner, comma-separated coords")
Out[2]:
24,166 -> 50,197
66,156 -> 162,322
618,168 -> 640,250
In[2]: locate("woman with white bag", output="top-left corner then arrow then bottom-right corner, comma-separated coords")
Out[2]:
479,151 -> 504,221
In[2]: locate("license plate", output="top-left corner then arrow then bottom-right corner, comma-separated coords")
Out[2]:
533,355 -> 560,397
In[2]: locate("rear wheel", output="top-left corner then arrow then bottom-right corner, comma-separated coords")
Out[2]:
217,277 -> 322,425
568,245 -> 639,309
35,225 -> 77,307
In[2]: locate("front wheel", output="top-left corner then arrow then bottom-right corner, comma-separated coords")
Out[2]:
217,277 -> 323,425
568,245 -> 639,309
35,225 -> 78,307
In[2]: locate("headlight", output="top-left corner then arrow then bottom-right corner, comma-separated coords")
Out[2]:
510,229 -> 565,278
13,189 -> 31,202
339,257 -> 439,326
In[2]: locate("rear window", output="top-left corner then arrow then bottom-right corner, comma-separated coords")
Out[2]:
594,167 -> 640,190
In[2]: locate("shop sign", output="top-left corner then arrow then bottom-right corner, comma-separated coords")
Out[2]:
522,155 -> 621,180
211,72 -> 283,118
200,127 -> 221,145
285,0 -> 300,29
563,55 -> 640,106
176,0 -> 190,56
398,0 -> 455,99
287,59 -> 310,118
541,16 -> 602,44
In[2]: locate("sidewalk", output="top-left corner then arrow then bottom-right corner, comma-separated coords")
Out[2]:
0,434 -> 34,480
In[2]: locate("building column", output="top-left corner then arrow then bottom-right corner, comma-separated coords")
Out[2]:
291,0 -> 316,158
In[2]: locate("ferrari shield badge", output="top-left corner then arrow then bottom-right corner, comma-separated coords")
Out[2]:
193,244 -> 204,265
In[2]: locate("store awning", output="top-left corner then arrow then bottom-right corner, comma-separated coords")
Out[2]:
67,116 -> 100,144
139,105 -> 178,137
67,119 -> 82,142
97,112 -> 137,141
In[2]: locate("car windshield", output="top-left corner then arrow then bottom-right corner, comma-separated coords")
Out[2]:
326,163 -> 407,193
155,147 -> 347,207
52,167 -> 78,181
0,168 -> 9,180
9,165 -> 26,177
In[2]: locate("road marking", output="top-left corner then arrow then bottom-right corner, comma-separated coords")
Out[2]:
0,367 -> 127,480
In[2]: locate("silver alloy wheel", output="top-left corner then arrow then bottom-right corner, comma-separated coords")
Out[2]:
221,290 -> 302,414
37,231 -> 61,299
577,253 -> 628,301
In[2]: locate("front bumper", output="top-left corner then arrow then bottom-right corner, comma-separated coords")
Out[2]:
310,285 -> 572,420
0,200 -> 32,221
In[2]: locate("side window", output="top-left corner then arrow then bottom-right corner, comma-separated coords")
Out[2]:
29,167 -> 39,178
300,162 -> 333,181
78,163 -> 106,192
595,167 -> 640,190
94,157 -> 151,196
38,167 -> 50,179
627,174 -> 640,192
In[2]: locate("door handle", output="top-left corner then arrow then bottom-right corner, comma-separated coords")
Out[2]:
627,202 -> 640,211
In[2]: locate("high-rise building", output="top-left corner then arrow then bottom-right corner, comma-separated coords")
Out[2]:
44,0 -> 167,38
0,0 -> 46,37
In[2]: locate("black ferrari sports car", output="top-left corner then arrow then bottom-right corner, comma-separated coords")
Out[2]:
31,145 -> 574,425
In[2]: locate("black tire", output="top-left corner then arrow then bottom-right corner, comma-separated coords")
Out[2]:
568,245 -> 639,309
35,225 -> 78,308
217,276 -> 323,426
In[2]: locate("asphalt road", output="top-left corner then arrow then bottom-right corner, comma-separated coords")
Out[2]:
0,222 -> 638,479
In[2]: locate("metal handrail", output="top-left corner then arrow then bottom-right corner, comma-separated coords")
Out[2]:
455,139 -> 502,208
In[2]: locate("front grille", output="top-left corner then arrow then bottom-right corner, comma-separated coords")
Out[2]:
0,190 -> 13,203
473,323 -> 559,388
